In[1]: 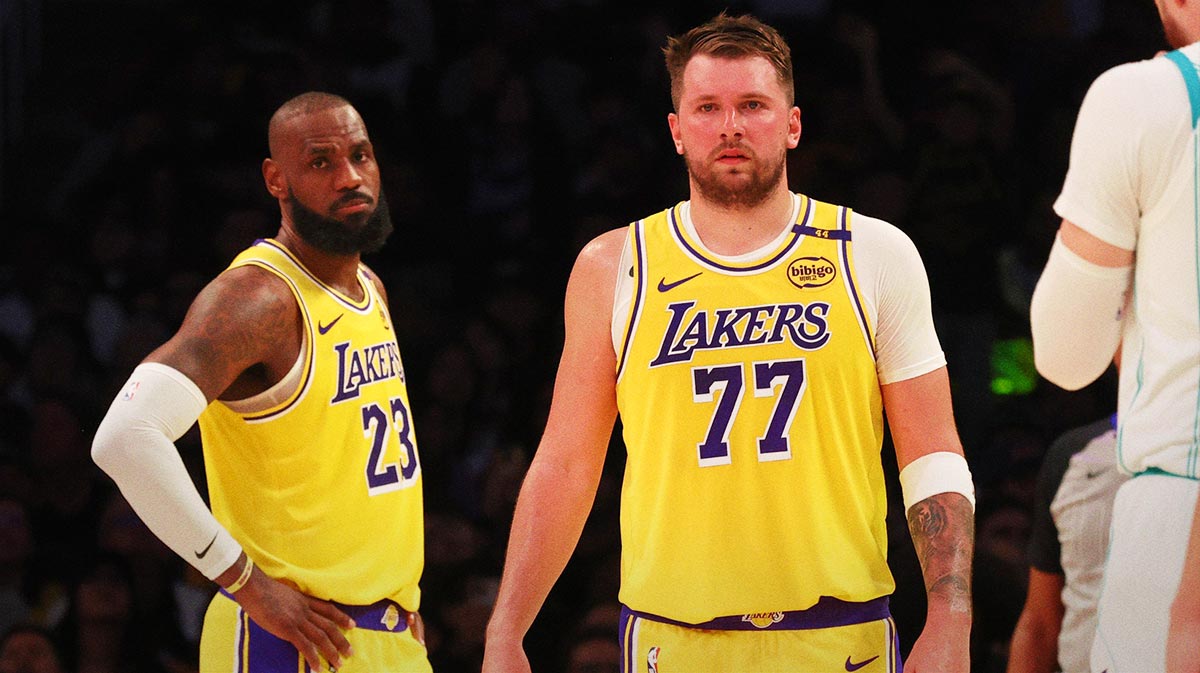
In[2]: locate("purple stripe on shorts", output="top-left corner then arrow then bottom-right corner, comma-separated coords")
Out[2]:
245,615 -> 307,672
622,595 -> 890,631
893,619 -> 904,673
618,607 -> 634,673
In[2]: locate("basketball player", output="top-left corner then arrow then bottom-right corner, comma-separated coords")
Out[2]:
483,13 -> 974,673
91,92 -> 429,672
1007,413 -> 1125,673
1029,2 -> 1200,669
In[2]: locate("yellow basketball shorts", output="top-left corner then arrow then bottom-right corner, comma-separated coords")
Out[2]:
619,597 -> 901,673
199,590 -> 432,673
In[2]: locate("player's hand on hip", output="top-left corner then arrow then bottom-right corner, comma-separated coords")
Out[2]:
234,570 -> 356,671
481,639 -> 532,673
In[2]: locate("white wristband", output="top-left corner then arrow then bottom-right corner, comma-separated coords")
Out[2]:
899,451 -> 976,513
92,362 -> 242,580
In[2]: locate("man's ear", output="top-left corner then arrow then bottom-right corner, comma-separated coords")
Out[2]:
668,112 -> 684,155
787,106 -> 802,149
263,158 -> 286,199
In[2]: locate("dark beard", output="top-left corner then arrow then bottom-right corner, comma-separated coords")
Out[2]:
685,145 -> 787,209
286,188 -> 394,255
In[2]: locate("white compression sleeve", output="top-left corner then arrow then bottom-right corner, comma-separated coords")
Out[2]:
1030,234 -> 1130,390
92,362 -> 242,580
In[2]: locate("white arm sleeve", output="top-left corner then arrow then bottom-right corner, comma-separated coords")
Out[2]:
1030,234 -> 1130,390
91,362 -> 242,580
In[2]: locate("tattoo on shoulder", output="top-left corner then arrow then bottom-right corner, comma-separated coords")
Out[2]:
183,269 -> 299,362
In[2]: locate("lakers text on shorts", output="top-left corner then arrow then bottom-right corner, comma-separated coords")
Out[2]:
200,590 -> 431,673
619,598 -> 901,673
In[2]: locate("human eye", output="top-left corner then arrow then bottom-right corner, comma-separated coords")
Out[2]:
699,103 -> 716,113
310,157 -> 328,169
745,100 -> 762,110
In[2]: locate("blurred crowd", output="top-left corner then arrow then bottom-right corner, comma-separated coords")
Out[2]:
0,0 -> 1158,671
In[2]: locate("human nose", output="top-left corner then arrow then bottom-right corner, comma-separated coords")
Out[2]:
334,158 -> 363,191
721,108 -> 744,137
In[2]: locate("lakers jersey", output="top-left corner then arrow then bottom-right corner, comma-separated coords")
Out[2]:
614,195 -> 892,623
199,239 -> 423,609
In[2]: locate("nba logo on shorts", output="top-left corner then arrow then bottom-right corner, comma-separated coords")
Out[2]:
647,646 -> 660,673
122,380 -> 141,401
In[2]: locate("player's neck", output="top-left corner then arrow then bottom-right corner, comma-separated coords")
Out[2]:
275,227 -> 365,300
688,185 -> 794,256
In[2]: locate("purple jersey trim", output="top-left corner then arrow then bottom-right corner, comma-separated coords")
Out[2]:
837,207 -> 875,358
793,224 -> 851,241
235,259 -> 315,423
255,239 -> 373,313
616,222 -> 647,381
669,197 -> 813,273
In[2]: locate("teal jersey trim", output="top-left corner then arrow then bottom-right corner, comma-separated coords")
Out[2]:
1168,49 -> 1200,478
1133,466 -> 1200,481
1167,50 -> 1200,128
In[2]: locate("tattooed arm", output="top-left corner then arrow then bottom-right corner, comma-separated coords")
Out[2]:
906,493 -> 975,671
97,265 -> 356,670
882,367 -> 974,673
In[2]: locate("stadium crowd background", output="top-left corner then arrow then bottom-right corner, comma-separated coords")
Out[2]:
0,0 -> 1151,670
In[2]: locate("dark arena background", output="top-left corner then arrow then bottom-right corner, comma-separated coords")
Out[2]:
0,1 -> 1158,671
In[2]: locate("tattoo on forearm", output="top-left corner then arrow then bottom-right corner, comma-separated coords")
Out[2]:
909,498 -> 947,538
908,492 -> 974,614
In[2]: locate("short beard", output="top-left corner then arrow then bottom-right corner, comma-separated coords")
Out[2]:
286,188 -> 394,255
685,145 -> 787,209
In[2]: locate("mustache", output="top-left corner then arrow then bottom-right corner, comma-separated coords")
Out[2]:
330,191 -> 375,209
710,142 -> 753,159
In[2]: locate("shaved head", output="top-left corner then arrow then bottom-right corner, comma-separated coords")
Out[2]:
267,91 -> 356,159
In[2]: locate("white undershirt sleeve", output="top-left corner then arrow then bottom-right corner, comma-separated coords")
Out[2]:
91,362 -> 242,580
852,214 -> 946,384
1030,234 -> 1130,390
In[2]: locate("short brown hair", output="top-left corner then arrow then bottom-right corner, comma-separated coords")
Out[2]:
663,13 -> 794,111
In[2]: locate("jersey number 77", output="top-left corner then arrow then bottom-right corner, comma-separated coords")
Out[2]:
692,358 -> 806,467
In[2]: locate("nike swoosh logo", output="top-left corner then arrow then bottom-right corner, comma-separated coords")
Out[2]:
194,533 -> 217,559
657,272 -> 702,292
318,314 -> 343,335
845,655 -> 879,672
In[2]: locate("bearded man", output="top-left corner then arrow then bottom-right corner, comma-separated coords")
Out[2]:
92,92 -> 430,673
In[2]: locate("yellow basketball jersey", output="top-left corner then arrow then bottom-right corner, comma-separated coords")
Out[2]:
614,195 -> 892,623
199,239 -> 423,609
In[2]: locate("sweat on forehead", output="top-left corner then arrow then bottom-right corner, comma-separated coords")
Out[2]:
267,91 -> 357,157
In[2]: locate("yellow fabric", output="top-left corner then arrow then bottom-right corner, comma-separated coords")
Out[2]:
200,592 -> 432,673
199,239 -> 423,609
615,197 -> 892,623
621,611 -> 898,673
